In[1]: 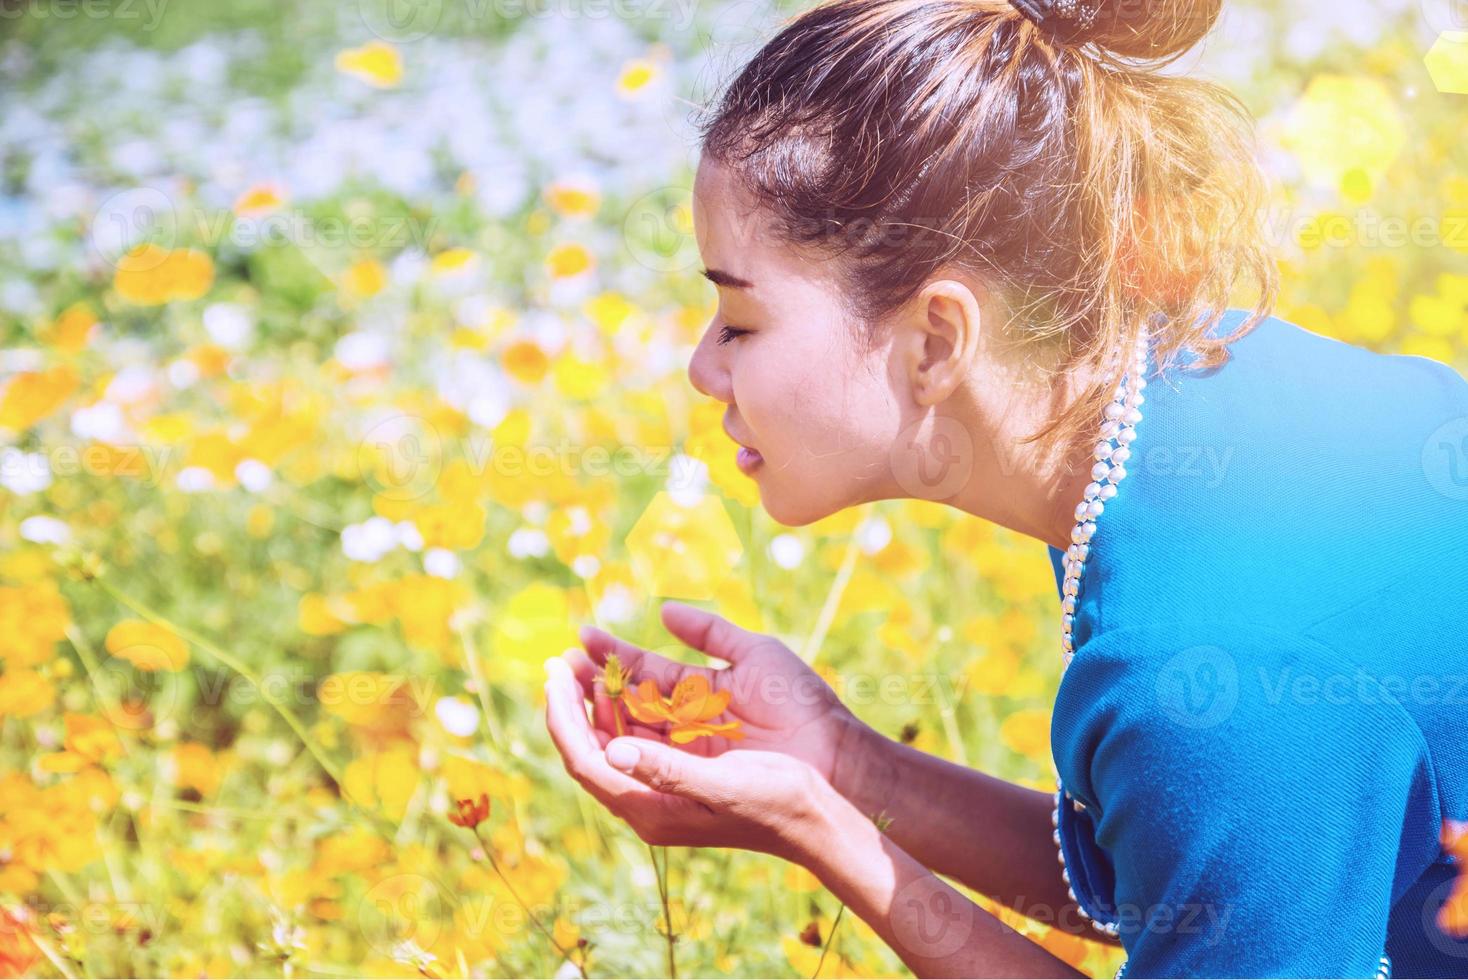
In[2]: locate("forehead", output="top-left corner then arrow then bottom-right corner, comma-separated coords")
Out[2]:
692,157 -> 833,291
693,158 -> 767,244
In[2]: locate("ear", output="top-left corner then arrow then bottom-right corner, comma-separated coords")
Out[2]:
903,280 -> 983,406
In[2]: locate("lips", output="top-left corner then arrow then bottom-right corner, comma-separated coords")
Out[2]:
735,446 -> 764,474
724,418 -> 764,475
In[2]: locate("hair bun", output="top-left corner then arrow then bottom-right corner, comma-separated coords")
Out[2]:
1076,0 -> 1222,61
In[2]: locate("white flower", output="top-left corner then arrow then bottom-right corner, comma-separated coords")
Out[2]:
666,453 -> 708,506
0,450 -> 52,495
19,515 -> 70,544
235,458 -> 274,492
434,696 -> 478,738
71,401 -> 129,442
424,547 -> 459,578
203,302 -> 255,349
856,517 -> 892,555
167,358 -> 200,389
341,516 -> 399,562
397,520 -> 424,552
176,466 -> 216,493
769,533 -> 805,570
334,331 -> 391,371
595,583 -> 636,624
507,527 -> 550,559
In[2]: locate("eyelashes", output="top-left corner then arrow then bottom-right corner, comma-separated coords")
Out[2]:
716,324 -> 752,346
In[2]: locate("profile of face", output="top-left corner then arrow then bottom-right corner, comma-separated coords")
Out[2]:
687,157 -> 1000,527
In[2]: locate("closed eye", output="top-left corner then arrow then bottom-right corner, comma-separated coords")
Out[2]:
716,324 -> 752,346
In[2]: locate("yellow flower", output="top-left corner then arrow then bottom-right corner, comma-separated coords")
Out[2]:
551,352 -> 610,401
488,583 -> 578,685
342,747 -> 419,820
0,365 -> 78,431
43,301 -> 99,353
105,619 -> 190,672
543,179 -> 601,218
61,712 -> 124,765
319,671 -> 421,744
999,708 -> 1051,761
298,593 -> 349,636
233,182 -> 286,217
113,244 -> 214,305
430,247 -> 478,277
341,257 -> 388,298
334,41 -> 403,88
0,669 -> 56,719
501,340 -> 550,384
615,58 -> 659,98
169,742 -> 222,796
545,242 -> 593,279
0,582 -> 70,667
621,675 -> 745,744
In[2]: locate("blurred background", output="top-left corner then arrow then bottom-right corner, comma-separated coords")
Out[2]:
0,0 -> 1465,976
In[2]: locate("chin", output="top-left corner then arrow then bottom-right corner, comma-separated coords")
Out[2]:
757,481 -> 848,528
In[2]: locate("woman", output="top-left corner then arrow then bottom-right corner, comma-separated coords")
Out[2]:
544,0 -> 1468,975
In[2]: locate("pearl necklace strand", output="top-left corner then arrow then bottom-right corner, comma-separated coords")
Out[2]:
1058,330 -> 1149,667
1051,329 -> 1150,957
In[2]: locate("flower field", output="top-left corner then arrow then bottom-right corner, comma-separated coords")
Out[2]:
0,1 -> 1466,976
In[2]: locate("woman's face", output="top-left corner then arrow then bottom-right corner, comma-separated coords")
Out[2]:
687,158 -> 914,526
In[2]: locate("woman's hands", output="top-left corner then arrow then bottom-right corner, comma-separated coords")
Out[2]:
567,601 -> 866,786
541,601 -> 870,861
543,650 -> 835,862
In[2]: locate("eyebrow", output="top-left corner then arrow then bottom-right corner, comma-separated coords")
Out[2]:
700,267 -> 755,290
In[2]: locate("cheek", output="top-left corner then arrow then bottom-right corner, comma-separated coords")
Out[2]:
739,342 -> 898,468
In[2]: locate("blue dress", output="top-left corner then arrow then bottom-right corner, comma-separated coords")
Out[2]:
1045,308 -> 1468,978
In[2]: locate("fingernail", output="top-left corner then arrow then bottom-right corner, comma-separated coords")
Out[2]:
606,741 -> 639,771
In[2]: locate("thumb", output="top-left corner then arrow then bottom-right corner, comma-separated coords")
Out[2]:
605,736 -> 719,801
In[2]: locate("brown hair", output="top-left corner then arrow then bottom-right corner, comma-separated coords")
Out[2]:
696,0 -> 1278,458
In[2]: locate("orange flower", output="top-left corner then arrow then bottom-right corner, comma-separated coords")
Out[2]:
1441,821 -> 1468,937
621,674 -> 744,745
0,906 -> 41,977
450,793 -> 491,829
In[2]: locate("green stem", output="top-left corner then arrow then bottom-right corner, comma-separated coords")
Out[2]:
812,903 -> 846,979
91,574 -> 345,789
471,825 -> 585,978
798,503 -> 872,664
648,842 -> 676,979
87,572 -> 414,851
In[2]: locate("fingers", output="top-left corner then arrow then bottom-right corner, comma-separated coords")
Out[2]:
660,601 -> 765,665
605,735 -> 728,808
579,623 -> 712,692
543,658 -> 657,808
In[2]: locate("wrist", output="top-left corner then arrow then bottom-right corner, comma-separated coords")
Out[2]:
782,764 -> 861,869
829,714 -> 898,820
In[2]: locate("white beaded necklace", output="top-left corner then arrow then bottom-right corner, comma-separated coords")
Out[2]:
1051,328 -> 1150,955
1058,330 -> 1150,667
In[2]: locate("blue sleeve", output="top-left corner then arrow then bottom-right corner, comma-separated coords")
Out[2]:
1053,624 -> 1441,979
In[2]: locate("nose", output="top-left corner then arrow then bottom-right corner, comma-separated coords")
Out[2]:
687,321 -> 734,404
